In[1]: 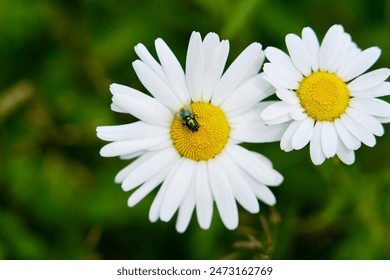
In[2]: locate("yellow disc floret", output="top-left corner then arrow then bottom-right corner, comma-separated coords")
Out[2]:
297,72 -> 350,121
171,102 -> 230,161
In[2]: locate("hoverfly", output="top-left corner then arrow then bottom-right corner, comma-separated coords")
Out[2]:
177,105 -> 199,132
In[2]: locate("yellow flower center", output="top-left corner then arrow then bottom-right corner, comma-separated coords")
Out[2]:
297,72 -> 350,121
170,102 -> 230,161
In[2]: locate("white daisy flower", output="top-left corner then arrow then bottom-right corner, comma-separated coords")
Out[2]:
261,24 -> 390,165
97,32 -> 287,232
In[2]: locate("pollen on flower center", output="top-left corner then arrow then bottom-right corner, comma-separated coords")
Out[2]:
170,102 -> 230,161
297,72 -> 350,121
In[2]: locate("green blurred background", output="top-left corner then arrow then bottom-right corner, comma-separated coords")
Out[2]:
1,0 -> 390,260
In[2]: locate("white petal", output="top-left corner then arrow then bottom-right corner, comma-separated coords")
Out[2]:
134,43 -> 168,85
148,140 -> 172,151
148,159 -> 181,222
276,88 -> 300,105
346,107 -> 384,136
208,158 -> 238,230
264,47 -> 303,81
321,121 -> 338,158
218,153 -> 259,213
377,116 -> 390,123
229,100 -> 288,123
203,32 -> 220,65
159,158 -> 195,222
340,114 -> 376,147
132,60 -> 181,110
110,103 -> 126,113
348,68 -> 390,91
349,98 -> 390,117
290,107 -> 308,121
228,102 -> 264,123
114,152 -> 155,183
345,43 -> 362,64
328,33 -> 352,73
149,187 -> 165,223
195,161 -> 213,230
127,164 -> 170,207
319,25 -> 345,71
281,121 -> 301,152
121,147 -> 178,191
265,114 -> 293,125
252,185 -> 276,206
230,121 -> 288,144
291,117 -> 314,150
100,136 -> 168,157
350,82 -> 390,98
334,118 -> 361,150
155,38 -> 190,103
229,103 -> 288,143
186,32 -> 204,102
202,38 -> 229,102
221,73 -> 274,113
97,121 -> 169,142
110,83 -> 171,126
119,150 -> 145,160
263,63 -> 300,90
310,122 -> 326,165
302,27 -> 320,71
212,43 -> 264,105
242,173 -> 276,206
286,33 -> 312,76
337,47 -> 381,81
251,151 -> 274,169
336,141 -> 355,165
261,101 -> 297,121
226,144 -> 283,186
176,179 -> 196,233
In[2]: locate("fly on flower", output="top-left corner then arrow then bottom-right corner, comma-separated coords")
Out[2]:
177,103 -> 199,132
261,24 -> 390,165
96,31 -> 287,232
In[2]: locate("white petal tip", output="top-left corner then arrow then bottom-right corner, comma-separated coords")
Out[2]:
312,159 -> 326,166
247,204 -> 260,214
285,33 -> 295,41
199,224 -> 211,231
367,142 -> 376,148
121,183 -> 131,192
260,111 -> 270,121
127,200 -> 136,208
252,42 -> 263,50
175,227 -> 186,234
149,215 -> 159,223
267,200 -> 276,207
197,215 -> 212,231
224,223 -> 238,231
159,211 -> 174,223
273,172 -> 284,186
109,83 -> 120,89
132,60 -> 141,67
190,31 -> 201,36
134,43 -> 143,51
372,46 -> 382,55
302,26 -> 314,32
99,148 -> 110,157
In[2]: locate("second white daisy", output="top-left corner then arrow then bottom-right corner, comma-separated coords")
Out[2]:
97,32 -> 287,232
261,24 -> 390,165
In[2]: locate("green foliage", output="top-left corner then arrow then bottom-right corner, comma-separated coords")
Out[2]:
0,0 -> 389,259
